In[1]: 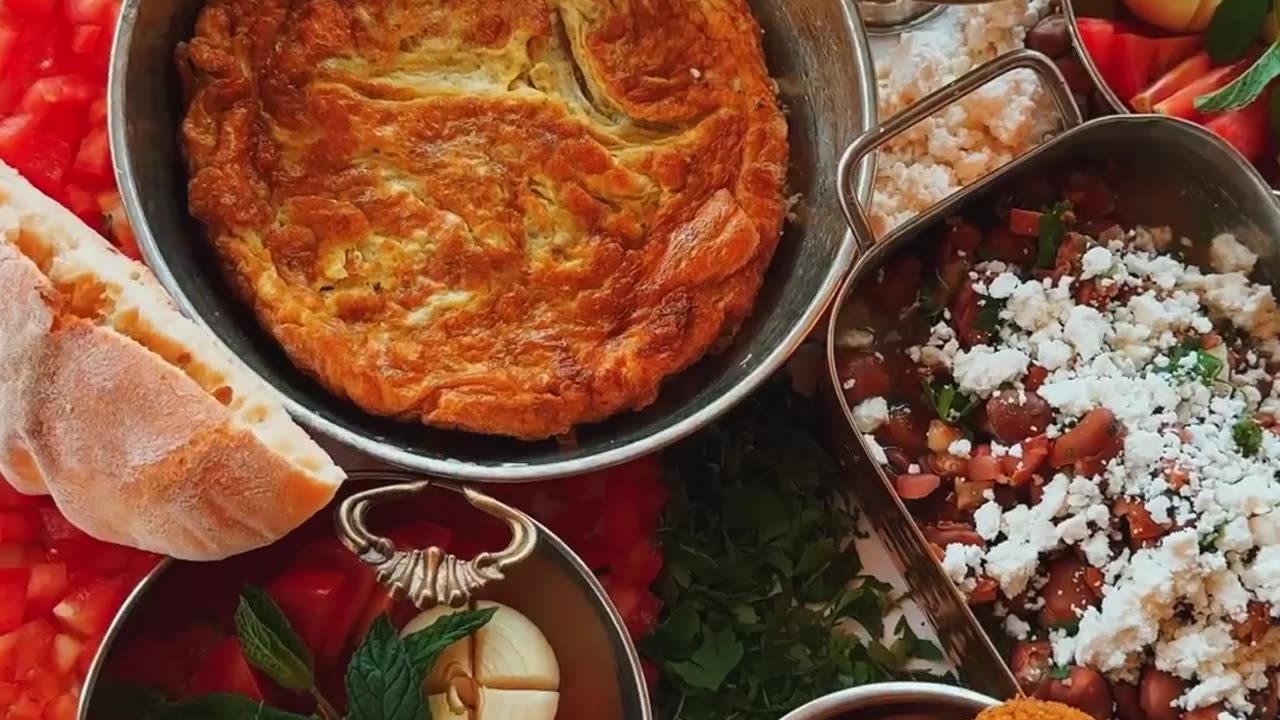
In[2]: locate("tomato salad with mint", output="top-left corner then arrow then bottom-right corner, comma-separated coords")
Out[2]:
1068,0 -> 1280,188
836,169 -> 1280,720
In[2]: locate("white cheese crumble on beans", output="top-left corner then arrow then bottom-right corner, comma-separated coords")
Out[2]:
834,173 -> 1280,720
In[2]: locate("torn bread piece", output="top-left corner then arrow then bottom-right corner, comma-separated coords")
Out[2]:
0,161 -> 344,561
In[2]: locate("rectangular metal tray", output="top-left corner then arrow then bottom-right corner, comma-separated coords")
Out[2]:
822,49 -> 1280,700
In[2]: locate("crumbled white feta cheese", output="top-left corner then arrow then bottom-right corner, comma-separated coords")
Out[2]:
1208,233 -> 1258,275
1080,246 -> 1113,279
953,345 -> 1030,397
852,397 -> 890,433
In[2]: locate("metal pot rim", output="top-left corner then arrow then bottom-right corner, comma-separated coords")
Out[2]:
778,682 -> 999,720
105,0 -> 878,482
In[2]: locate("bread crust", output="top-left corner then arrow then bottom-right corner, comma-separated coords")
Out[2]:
181,0 -> 789,439
0,163 -> 344,561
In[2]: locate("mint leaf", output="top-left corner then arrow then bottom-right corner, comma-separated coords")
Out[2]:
1234,417 -> 1263,456
345,615 -> 426,720
87,680 -> 166,720
235,587 -> 315,691
402,605 -> 497,676
1197,42 -> 1280,112
1206,0 -> 1271,63
667,627 -> 744,691
150,694 -> 311,720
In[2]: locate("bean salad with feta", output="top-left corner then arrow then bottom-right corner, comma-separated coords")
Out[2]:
836,170 -> 1280,720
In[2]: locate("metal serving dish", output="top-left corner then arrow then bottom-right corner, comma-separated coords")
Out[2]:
825,48 -> 1280,698
106,0 -> 877,481
78,472 -> 651,720
779,681 -> 998,720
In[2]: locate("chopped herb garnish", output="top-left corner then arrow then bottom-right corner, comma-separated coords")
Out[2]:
1035,201 -> 1072,268
921,378 -> 978,425
645,375 -> 953,720
1048,665 -> 1072,680
1234,417 -> 1263,456
1162,339 -> 1225,385
975,298 -> 1006,333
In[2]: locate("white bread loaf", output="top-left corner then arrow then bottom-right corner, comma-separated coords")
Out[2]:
0,161 -> 344,561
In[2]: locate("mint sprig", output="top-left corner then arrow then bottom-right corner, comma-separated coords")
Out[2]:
345,616 -> 425,720
1196,41 -> 1280,113
235,586 -> 315,691
402,605 -> 497,675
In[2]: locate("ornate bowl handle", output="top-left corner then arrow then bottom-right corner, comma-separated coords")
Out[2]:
335,471 -> 538,608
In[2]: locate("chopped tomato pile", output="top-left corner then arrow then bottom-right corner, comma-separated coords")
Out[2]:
0,0 -> 138,258
0,477 -> 160,720
103,458 -> 671,709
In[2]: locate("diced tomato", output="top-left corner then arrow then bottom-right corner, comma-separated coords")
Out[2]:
56,183 -> 101,231
1154,54 -> 1255,121
0,23 -> 19,75
603,579 -> 662,639
1110,33 -> 1158,103
6,0 -> 56,18
1204,94 -> 1273,164
69,24 -> 101,55
0,482 -> 41,510
1131,52 -> 1212,112
11,690 -> 47,720
0,544 -> 43,570
20,75 -> 95,119
1150,36 -> 1204,75
187,637 -> 265,701
74,632 -> 99,677
0,631 -> 16,681
1075,19 -> 1118,93
1024,365 -> 1049,392
51,576 -> 127,637
26,564 -> 68,616
49,537 -> 136,575
22,668 -> 61,708
266,567 -> 346,668
87,96 -> 106,127
0,511 -> 40,543
1008,435 -> 1050,486
0,681 -> 17,705
42,692 -> 78,720
98,191 -> 139,259
0,568 -> 31,633
10,619 -> 56,680
1008,208 -> 1042,237
37,509 -> 82,545
614,541 -> 663,588
64,0 -> 117,25
48,636 -> 79,676
0,124 -> 72,198
71,126 -> 110,185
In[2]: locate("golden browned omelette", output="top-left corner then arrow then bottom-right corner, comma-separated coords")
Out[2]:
180,0 -> 788,439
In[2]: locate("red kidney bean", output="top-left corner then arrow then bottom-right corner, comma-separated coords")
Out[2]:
987,390 -> 1054,444
1055,55 -> 1093,94
885,448 -> 912,474
1114,682 -> 1146,720
1036,666 -> 1115,720
1038,555 -> 1098,627
1140,668 -> 1187,720
880,405 -> 930,457
835,349 -> 893,405
1028,14 -> 1071,58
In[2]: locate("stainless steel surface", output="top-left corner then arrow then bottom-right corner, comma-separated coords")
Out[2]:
838,49 -> 1084,256
779,682 -> 998,720
80,473 -> 652,720
859,1 -> 944,33
825,53 -> 1280,701
107,0 -> 878,481
336,472 -> 538,608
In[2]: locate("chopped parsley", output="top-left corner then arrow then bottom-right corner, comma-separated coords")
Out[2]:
975,298 -> 1006,333
646,376 -> 953,720
921,378 -> 978,425
1234,417 -> 1263,456
1162,339 -> 1225,385
1035,201 -> 1072,268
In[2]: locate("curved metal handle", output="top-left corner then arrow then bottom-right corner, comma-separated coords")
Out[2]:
335,471 -> 538,609
836,49 -> 1085,253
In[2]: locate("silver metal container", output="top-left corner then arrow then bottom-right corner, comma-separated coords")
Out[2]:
826,47 -> 1280,698
779,682 -> 998,720
79,472 -> 651,720
106,0 -> 878,481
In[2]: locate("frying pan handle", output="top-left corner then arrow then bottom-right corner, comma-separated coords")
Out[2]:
835,48 -> 1084,253
336,471 -> 538,608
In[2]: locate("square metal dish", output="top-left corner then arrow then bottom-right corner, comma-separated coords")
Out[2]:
107,0 -> 878,480
824,50 -> 1280,699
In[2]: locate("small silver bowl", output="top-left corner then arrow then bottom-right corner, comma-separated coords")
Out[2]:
78,473 -> 651,720
780,682 -> 998,720
106,0 -> 877,481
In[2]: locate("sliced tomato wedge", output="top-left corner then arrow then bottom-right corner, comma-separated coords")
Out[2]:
1132,51 -> 1212,112
186,637 -> 265,701
25,564 -> 68,617
0,568 -> 30,633
1110,33 -> 1158,103
1204,93 -> 1273,164
1154,54 -> 1255,121
266,567 -> 346,670
1075,19 -> 1118,93
68,24 -> 102,55
4,0 -> 56,18
0,511 -> 40,543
